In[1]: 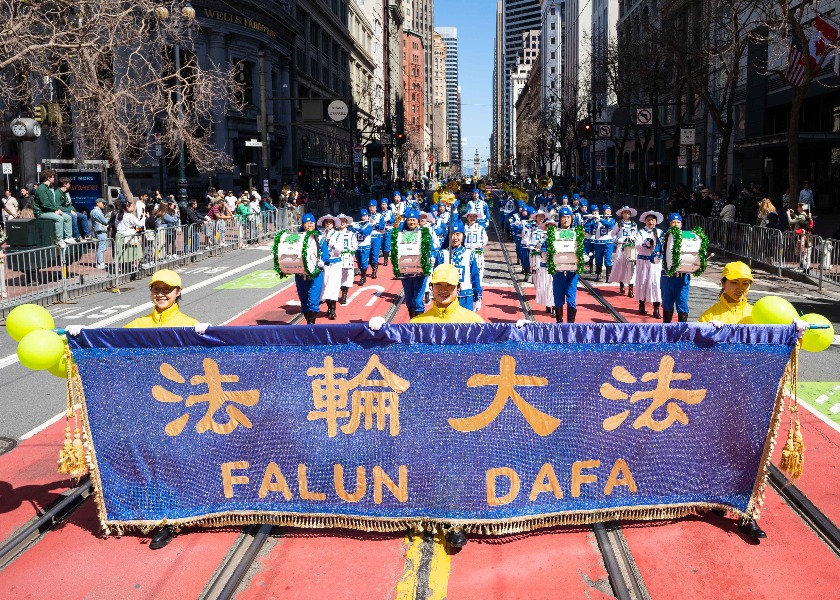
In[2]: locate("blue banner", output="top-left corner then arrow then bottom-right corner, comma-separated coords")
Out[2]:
68,323 -> 795,533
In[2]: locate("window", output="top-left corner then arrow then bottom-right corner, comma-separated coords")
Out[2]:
550,37 -> 555,45
550,22 -> 555,30
550,67 -> 555,74
551,51 -> 555,59
310,22 -> 319,49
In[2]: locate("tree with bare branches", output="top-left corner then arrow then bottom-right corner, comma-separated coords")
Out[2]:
0,0 -> 242,201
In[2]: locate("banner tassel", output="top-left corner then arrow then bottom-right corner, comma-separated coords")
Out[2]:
57,345 -> 88,479
779,343 -> 804,479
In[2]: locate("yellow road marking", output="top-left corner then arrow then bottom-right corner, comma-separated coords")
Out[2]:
426,533 -> 452,599
394,533 -> 424,600
393,532 -> 451,600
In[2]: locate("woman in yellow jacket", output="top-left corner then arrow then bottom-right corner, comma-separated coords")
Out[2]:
409,263 -> 485,324
697,261 -> 754,324
68,268 -> 209,550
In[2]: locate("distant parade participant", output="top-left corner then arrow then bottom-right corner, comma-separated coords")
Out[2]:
395,209 -> 433,319
438,220 -> 482,311
434,204 -> 451,249
570,194 -> 580,213
659,213 -> 692,323
463,207 -> 489,283
467,189 -> 489,228
509,203 -> 525,264
592,204 -> 616,282
318,215 -> 343,320
529,210 -> 553,314
501,194 -> 516,238
584,204 -> 599,273
636,210 -> 663,318
367,199 -> 384,278
408,263 -> 485,324
392,191 -> 406,218
573,198 -> 588,227
609,206 -> 638,297
334,214 -> 357,305
354,208 -> 374,285
551,206 -> 580,323
380,198 -> 394,266
295,213 -> 329,324
512,205 -> 533,275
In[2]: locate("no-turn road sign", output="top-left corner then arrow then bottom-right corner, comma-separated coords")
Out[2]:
636,108 -> 653,125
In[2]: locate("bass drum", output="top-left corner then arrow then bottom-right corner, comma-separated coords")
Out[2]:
274,231 -> 319,275
550,228 -> 579,272
395,230 -> 425,276
662,229 -> 702,274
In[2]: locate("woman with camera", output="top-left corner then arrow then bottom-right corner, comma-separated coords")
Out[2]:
787,202 -> 814,274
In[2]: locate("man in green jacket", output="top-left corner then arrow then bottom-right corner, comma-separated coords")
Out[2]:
34,169 -> 73,248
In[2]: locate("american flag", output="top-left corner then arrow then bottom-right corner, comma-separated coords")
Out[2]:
784,34 -> 809,87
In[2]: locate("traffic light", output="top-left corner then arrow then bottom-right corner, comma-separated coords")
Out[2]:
33,104 -> 47,124
47,102 -> 62,126
396,132 -> 405,145
583,121 -> 592,139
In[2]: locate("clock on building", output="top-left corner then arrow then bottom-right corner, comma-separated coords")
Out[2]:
9,118 -> 41,140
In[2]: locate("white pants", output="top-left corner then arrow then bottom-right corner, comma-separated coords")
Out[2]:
635,258 -> 662,303
321,264 -> 342,301
340,267 -> 354,288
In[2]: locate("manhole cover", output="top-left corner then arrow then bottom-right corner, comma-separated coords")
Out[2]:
0,437 -> 18,456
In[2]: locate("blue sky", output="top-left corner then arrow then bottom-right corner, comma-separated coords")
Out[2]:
435,1 -> 495,173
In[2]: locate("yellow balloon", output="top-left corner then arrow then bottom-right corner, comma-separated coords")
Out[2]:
6,304 -> 55,342
800,313 -> 835,353
17,330 -> 66,371
751,295 -> 799,325
48,354 -> 68,378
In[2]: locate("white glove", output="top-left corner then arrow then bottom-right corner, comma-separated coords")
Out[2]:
709,320 -> 724,329
65,325 -> 84,336
194,323 -> 212,335
317,260 -> 325,268
515,318 -> 529,328
368,316 -> 386,331
793,319 -> 807,339
475,300 -> 482,311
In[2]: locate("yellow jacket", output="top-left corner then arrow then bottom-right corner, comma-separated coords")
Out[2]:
697,295 -> 753,324
124,303 -> 199,328
410,300 -> 485,324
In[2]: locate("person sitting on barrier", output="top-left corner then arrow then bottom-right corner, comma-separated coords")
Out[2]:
34,169 -> 74,249
66,268 -> 210,549
57,177 -> 92,241
659,213 -> 691,323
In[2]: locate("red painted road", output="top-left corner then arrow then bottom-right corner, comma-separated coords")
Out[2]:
0,420 -> 72,541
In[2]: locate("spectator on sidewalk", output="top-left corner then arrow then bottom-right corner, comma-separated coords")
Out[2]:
2,189 -> 19,220
34,170 -> 74,248
89,198 -> 110,269
710,191 -> 725,220
787,202 -> 814,274
719,196 -> 737,223
180,198 -> 204,252
799,180 -> 814,211
758,198 -> 783,230
57,177 -> 92,241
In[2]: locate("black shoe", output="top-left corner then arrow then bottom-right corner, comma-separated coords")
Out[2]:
339,287 -> 348,305
652,303 -> 662,319
446,530 -> 468,548
546,307 -> 552,314
677,312 -> 689,323
566,308 -> 577,323
638,301 -> 646,315
628,285 -> 634,298
737,520 -> 767,539
150,526 -> 174,550
605,266 -> 612,281
359,273 -> 366,286
662,310 -> 674,323
619,283 -> 625,295
327,300 -> 336,320
554,307 -> 563,323
371,266 -> 378,279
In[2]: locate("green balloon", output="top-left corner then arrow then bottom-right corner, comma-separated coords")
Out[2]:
6,304 -> 55,342
751,295 -> 799,325
17,330 -> 66,371
48,354 -> 68,378
801,313 -> 835,353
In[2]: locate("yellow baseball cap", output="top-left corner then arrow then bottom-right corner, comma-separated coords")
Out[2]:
721,261 -> 753,281
149,269 -> 182,288
430,263 -> 460,286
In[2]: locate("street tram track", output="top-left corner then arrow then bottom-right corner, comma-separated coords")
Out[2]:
489,199 -> 649,600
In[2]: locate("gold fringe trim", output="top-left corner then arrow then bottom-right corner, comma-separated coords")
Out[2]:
57,345 -> 88,480
92,501 -> 745,538
779,342 -> 804,479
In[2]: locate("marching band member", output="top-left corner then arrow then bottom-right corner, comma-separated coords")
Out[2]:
391,191 -> 407,219
513,205 -> 533,275
294,213 -> 329,325
509,204 -> 524,260
434,204 -> 451,249
551,206 -> 579,323
636,211 -> 664,318
396,209 -> 432,319
573,198 -> 588,227
380,198 -> 394,266
609,206 -> 638,297
463,207 -> 489,284
583,204 -> 599,274
467,189 -> 490,228
368,199 -> 385,279
318,215 -> 343,320
354,208 -> 374,285
529,210 -> 553,314
659,213 -> 693,323
439,220 -> 482,311
501,194 -> 517,239
569,194 -> 580,213
334,214 -> 357,305
592,204 -> 616,282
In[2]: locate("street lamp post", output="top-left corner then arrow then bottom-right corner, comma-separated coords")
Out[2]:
175,2 -> 195,205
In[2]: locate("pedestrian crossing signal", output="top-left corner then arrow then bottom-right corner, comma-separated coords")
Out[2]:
33,104 -> 47,123
583,122 -> 592,139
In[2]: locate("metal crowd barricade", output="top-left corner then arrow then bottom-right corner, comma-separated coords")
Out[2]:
818,236 -> 839,287
0,245 -> 68,309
